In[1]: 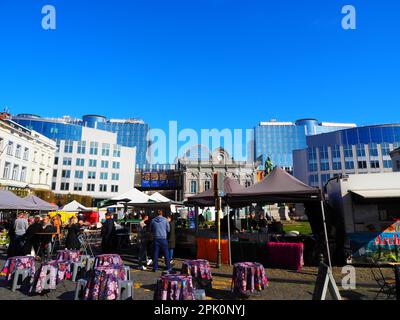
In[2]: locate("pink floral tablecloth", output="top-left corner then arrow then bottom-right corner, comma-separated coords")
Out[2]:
94,254 -> 123,268
56,249 -> 81,263
30,260 -> 72,294
1,256 -> 35,281
266,242 -> 304,271
154,274 -> 195,300
231,262 -> 268,295
181,259 -> 212,289
83,266 -> 126,300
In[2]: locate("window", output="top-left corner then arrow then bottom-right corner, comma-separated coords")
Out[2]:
60,182 -> 70,191
23,148 -> 29,160
321,174 -> 331,186
73,183 -> 83,191
331,145 -> 341,159
54,157 -> 59,165
112,161 -> 120,169
20,167 -> 27,182
343,145 -> 353,158
15,145 -> 21,158
53,169 -> 57,177
33,151 -> 37,162
12,165 -> 19,180
204,180 -> 211,190
358,161 -> 367,169
101,160 -> 109,168
99,184 -> 107,192
113,145 -> 121,157
190,181 -> 197,193
111,185 -> 119,193
77,141 -> 86,154
102,143 -> 110,156
309,174 -> 319,186
332,162 -> 342,170
319,146 -> 329,160
75,170 -> 84,179
308,163 -> 318,172
63,157 -> 72,166
87,184 -> 95,192
356,144 -> 366,157
76,158 -> 85,166
6,141 -> 13,155
100,172 -> 108,180
320,162 -> 330,171
52,182 -> 56,190
90,142 -> 98,155
369,143 -> 378,157
64,140 -> 73,153
383,160 -> 392,168
89,159 -> 97,167
61,170 -> 71,178
112,173 -> 119,181
88,171 -> 96,179
381,143 -> 391,156
345,161 -> 355,170
370,160 -> 380,169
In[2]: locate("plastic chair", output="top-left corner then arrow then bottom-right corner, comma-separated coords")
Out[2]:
71,261 -> 85,282
117,280 -> 134,300
74,279 -> 87,300
11,268 -> 32,292
123,266 -> 131,281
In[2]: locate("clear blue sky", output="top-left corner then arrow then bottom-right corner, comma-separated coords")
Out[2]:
0,0 -> 399,134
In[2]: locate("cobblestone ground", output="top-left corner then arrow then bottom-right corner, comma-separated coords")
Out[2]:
0,248 -> 395,300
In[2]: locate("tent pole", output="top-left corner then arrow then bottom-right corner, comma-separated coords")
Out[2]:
320,199 -> 332,269
226,205 -> 232,266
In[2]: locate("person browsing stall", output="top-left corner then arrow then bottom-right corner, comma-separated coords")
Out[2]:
101,212 -> 116,253
150,210 -> 171,272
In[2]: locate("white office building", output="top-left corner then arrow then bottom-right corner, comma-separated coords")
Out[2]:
52,126 -> 136,200
0,116 -> 57,192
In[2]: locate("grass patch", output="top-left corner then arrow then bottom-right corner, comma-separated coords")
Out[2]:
282,221 -> 312,235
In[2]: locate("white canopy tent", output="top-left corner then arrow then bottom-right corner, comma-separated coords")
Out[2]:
62,200 -> 89,212
110,188 -> 151,203
149,192 -> 172,203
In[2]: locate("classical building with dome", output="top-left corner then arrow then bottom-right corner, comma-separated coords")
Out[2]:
177,145 -> 261,200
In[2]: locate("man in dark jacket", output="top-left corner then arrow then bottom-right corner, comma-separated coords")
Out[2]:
150,210 -> 170,272
23,215 -> 44,256
167,214 -> 176,264
101,212 -> 116,253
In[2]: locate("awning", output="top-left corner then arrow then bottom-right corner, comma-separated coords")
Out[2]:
350,189 -> 400,200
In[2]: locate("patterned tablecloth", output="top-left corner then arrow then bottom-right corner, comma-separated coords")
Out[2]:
181,259 -> 212,288
94,254 -> 123,268
231,262 -> 268,295
266,242 -> 304,271
83,266 -> 126,300
1,256 -> 36,281
30,260 -> 72,294
154,274 -> 196,300
56,249 -> 81,263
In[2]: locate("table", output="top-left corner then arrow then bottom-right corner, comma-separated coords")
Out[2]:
231,262 -> 268,295
56,249 -> 81,262
30,260 -> 72,294
94,254 -> 123,268
83,266 -> 126,300
154,274 -> 195,300
266,242 -> 304,271
181,259 -> 212,289
1,256 -> 36,281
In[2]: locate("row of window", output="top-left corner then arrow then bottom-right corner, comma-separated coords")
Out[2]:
55,157 -> 120,169
311,159 -> 392,172
60,141 -> 121,157
189,180 -> 251,193
1,139 -> 51,165
3,162 -> 28,181
55,169 -> 120,181
55,182 -> 119,193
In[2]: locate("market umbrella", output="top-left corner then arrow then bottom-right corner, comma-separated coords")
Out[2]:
24,195 -> 58,211
0,190 -> 39,210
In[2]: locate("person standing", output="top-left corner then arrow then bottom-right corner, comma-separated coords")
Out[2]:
258,213 -> 269,234
40,215 -> 56,260
101,212 -> 116,253
23,215 -> 43,256
166,214 -> 176,265
65,217 -> 81,250
150,210 -> 170,272
9,213 -> 28,256
138,213 -> 151,270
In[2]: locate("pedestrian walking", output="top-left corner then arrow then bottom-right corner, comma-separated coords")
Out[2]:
150,210 -> 170,272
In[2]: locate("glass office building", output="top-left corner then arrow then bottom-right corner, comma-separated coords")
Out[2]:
255,118 -> 356,171
293,124 -> 400,189
12,114 -> 150,167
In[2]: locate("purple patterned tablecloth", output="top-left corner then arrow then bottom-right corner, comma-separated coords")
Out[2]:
181,259 -> 212,288
1,256 -> 36,281
154,274 -> 195,300
30,260 -> 72,294
83,266 -> 126,300
94,254 -> 123,268
231,262 -> 268,295
56,249 -> 81,263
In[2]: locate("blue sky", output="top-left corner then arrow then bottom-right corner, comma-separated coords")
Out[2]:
0,0 -> 399,135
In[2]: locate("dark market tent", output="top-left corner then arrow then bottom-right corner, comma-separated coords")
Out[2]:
227,166 -> 321,205
24,195 -> 58,211
185,177 -> 247,207
0,190 -> 39,210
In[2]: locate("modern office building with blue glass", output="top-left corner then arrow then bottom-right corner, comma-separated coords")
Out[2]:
12,114 -> 150,167
254,118 -> 356,171
293,124 -> 400,189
